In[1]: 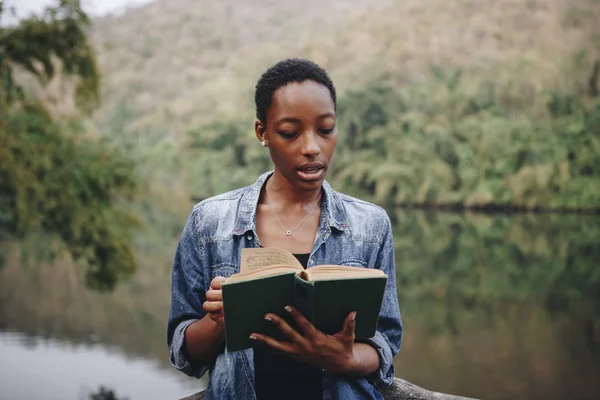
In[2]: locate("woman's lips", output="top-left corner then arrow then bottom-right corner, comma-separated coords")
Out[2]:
296,166 -> 325,181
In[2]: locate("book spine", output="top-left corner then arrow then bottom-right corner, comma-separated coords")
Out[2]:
293,275 -> 315,323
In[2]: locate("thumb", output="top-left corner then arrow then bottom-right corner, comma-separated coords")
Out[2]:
211,276 -> 228,290
340,311 -> 357,342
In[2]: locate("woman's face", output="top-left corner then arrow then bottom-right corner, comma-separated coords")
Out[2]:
257,80 -> 338,191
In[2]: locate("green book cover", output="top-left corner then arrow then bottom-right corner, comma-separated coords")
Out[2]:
293,275 -> 315,322
222,272 -> 296,352
221,247 -> 387,352
311,276 -> 387,338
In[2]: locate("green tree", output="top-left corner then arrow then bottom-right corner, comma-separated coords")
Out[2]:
0,0 -> 138,290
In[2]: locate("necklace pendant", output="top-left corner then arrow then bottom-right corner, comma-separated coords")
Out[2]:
286,231 -> 292,236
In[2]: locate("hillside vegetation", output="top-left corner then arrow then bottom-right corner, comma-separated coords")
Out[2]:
3,0 -> 599,290
0,1 -> 139,290
90,0 -> 600,219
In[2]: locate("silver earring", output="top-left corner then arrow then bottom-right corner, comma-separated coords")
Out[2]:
261,141 -> 266,147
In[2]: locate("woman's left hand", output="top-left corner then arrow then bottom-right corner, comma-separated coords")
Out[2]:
250,306 -> 360,375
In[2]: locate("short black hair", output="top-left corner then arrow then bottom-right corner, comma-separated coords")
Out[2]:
254,58 -> 337,123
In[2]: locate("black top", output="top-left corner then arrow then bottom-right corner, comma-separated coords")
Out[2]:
253,252 -> 323,400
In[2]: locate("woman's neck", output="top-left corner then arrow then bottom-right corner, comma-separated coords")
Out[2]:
263,172 -> 322,208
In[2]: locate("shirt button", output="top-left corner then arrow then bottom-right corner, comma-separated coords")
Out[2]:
246,234 -> 253,240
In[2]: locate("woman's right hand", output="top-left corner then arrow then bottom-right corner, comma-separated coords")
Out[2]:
185,276 -> 227,365
203,276 -> 228,325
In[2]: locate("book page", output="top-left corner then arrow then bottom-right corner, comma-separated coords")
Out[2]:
240,247 -> 303,273
304,265 -> 386,281
226,266 -> 300,284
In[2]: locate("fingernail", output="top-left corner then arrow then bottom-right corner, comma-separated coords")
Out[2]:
284,306 -> 292,312
249,335 -> 257,340
351,311 -> 357,321
264,316 -> 272,322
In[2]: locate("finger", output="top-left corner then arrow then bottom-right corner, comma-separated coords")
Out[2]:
206,289 -> 222,301
210,276 -> 228,290
340,311 -> 357,342
203,300 -> 224,313
283,305 -> 318,336
250,333 -> 295,354
265,312 -> 305,344
209,314 -> 225,325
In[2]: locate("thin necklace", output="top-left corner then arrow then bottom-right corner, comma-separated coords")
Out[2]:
267,191 -> 322,236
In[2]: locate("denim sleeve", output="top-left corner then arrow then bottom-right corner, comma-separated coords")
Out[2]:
365,213 -> 403,390
167,207 -> 209,378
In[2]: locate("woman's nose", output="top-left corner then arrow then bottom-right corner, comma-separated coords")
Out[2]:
301,132 -> 320,157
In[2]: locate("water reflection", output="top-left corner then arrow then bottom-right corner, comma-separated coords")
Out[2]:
390,211 -> 600,399
0,210 -> 599,399
0,332 -> 204,400
89,386 -> 128,400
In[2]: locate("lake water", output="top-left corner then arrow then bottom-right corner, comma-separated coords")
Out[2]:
1,210 -> 599,400
0,331 -> 205,400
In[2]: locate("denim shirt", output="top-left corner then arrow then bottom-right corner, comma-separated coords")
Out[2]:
167,172 -> 403,400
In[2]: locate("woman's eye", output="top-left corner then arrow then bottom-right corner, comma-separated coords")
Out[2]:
320,127 -> 335,134
277,131 -> 297,139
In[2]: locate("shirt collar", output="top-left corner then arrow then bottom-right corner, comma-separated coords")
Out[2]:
232,171 -> 350,236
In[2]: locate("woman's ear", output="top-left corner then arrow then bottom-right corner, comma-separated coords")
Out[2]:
255,120 -> 268,147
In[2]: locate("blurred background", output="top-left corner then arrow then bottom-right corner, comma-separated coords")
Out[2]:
1,0 -> 599,399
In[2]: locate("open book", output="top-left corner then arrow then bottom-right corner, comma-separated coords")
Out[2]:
221,247 -> 387,352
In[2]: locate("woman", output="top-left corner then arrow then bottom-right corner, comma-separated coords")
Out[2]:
167,58 -> 402,400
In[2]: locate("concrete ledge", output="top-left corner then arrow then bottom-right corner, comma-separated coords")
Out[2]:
179,377 -> 479,400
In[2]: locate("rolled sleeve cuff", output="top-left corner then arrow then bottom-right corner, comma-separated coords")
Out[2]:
169,319 -> 208,378
364,331 -> 395,390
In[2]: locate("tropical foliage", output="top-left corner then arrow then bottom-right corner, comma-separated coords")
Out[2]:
0,0 -> 139,289
332,67 -> 600,209
3,0 -> 600,290
89,0 -> 600,213
185,61 -> 600,210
